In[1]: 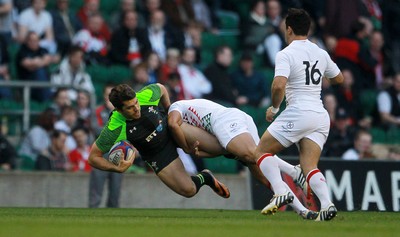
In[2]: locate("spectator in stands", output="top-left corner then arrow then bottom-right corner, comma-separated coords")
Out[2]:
190,0 -> 219,33
382,0 -> 400,74
334,17 -> 377,90
325,0 -> 363,39
142,0 -> 161,25
16,31 -> 53,102
231,51 -> 270,108
0,124 -> 17,170
109,0 -> 146,30
19,108 -> 57,163
376,73 -> 400,128
161,0 -> 195,29
50,0 -> 83,56
72,13 -> 109,65
146,10 -> 183,61
48,87 -> 72,118
322,92 -> 338,126
0,35 -> 12,99
183,20 -> 203,64
0,0 -> 13,43
265,0 -> 283,30
35,129 -> 70,171
145,51 -> 162,84
51,46 -> 94,101
89,83 -> 123,208
177,47 -> 212,99
159,48 -> 180,83
91,83 -> 114,138
54,105 -> 78,151
342,129 -> 375,160
387,146 -> 400,161
76,0 -> 111,42
360,0 -> 382,30
132,62 -> 152,91
69,126 -> 91,172
17,0 -> 58,55
204,45 -> 246,107
332,69 -> 364,126
164,72 -> 185,102
75,90 -> 92,130
368,30 -> 387,89
323,108 -> 356,158
241,0 -> 283,67
109,10 -> 151,67
12,0 -> 31,16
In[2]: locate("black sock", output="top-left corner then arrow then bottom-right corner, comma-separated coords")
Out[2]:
191,171 -> 214,192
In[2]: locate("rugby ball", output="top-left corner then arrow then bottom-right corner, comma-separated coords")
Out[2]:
107,140 -> 135,166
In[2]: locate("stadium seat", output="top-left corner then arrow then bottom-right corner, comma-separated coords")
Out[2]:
7,43 -> 20,80
370,127 -> 386,143
203,156 -> 239,174
19,154 -> 35,171
386,128 -> 400,144
360,89 -> 378,116
217,10 -> 240,30
202,32 -> 239,52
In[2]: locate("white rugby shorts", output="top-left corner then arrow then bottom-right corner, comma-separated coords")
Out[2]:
212,108 -> 260,148
267,107 -> 330,150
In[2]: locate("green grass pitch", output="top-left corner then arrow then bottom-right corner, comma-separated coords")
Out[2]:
0,208 -> 398,237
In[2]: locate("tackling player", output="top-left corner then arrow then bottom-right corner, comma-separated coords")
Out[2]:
168,99 -> 318,220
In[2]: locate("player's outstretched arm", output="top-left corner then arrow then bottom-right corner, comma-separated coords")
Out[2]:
168,111 -> 192,153
88,143 -> 133,173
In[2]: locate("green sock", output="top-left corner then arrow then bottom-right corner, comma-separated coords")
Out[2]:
191,172 -> 213,192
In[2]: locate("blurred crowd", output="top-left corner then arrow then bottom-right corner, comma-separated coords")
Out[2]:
1,0 -> 400,175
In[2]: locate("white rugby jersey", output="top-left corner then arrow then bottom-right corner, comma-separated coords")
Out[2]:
168,99 -> 226,134
274,39 -> 340,112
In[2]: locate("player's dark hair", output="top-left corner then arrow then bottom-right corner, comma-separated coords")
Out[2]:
109,84 -> 136,110
285,8 -> 311,36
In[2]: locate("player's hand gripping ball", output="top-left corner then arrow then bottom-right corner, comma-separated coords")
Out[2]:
108,140 -> 135,166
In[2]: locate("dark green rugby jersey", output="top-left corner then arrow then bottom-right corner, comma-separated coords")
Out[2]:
95,84 -> 171,157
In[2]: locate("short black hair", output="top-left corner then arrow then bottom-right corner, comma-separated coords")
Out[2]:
109,84 -> 136,110
71,125 -> 89,135
285,8 -> 311,36
240,51 -> 253,61
51,129 -> 67,139
168,72 -> 181,81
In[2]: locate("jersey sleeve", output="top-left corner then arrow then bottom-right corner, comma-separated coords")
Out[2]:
95,111 -> 127,153
167,102 -> 183,115
136,84 -> 161,106
324,52 -> 341,79
274,51 -> 291,78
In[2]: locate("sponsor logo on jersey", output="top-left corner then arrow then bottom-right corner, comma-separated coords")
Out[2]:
146,120 -> 163,142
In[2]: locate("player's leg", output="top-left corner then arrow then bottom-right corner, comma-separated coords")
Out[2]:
157,157 -> 230,198
298,138 -> 337,221
255,130 -> 288,194
255,130 -> 295,214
